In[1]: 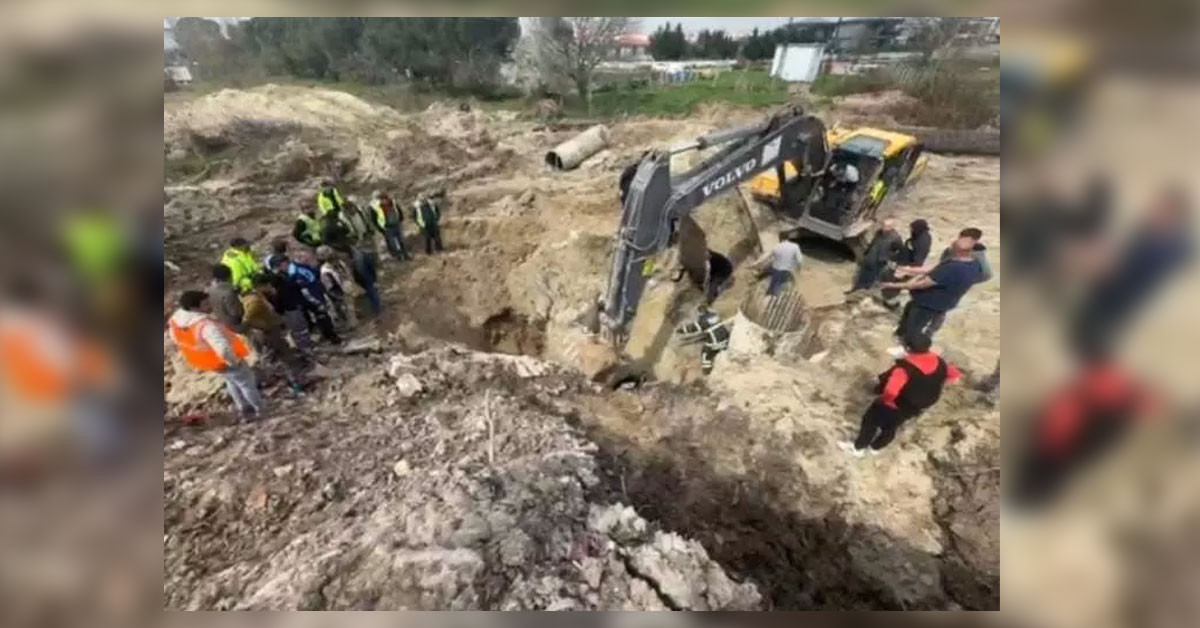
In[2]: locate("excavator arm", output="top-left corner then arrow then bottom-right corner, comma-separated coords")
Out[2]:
600,105 -> 828,336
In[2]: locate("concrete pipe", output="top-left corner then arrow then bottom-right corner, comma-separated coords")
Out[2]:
545,124 -> 610,170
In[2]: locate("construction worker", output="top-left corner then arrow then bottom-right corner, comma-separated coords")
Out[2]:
371,190 -> 411,260
847,217 -> 903,294
220,236 -> 261,294
316,179 -> 346,217
293,206 -> 323,248
840,331 -> 960,456
675,306 -> 731,375
320,208 -> 355,256
757,233 -> 803,297
241,276 -> 304,394
413,192 -> 445,255
0,277 -> 119,463
897,227 -> 994,284
168,290 -> 263,421
207,264 -> 245,333
266,255 -> 314,355
316,245 -> 355,327
285,250 -> 342,345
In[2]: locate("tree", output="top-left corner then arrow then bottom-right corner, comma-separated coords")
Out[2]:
909,18 -> 965,64
239,17 -> 520,91
649,21 -> 688,60
740,28 -> 774,61
535,17 -> 632,112
693,29 -> 737,59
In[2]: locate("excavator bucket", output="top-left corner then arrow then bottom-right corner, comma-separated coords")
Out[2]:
676,215 -> 709,288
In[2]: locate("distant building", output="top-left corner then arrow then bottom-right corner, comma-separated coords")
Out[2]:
614,33 -> 651,60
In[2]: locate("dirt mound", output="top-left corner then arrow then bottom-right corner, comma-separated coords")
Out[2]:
164,86 -> 492,189
164,344 -> 761,610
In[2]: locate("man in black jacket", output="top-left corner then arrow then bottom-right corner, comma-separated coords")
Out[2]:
881,219 -> 932,308
847,217 -> 903,294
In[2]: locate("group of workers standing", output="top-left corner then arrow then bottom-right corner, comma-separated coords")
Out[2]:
168,180 -> 447,421
683,216 -> 993,456
847,217 -> 992,455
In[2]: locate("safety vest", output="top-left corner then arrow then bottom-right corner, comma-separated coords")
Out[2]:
317,188 -> 346,216
869,179 -> 887,204
0,315 -> 108,403
371,199 -> 398,229
63,212 -> 127,282
414,199 -> 438,229
221,248 -> 261,294
169,317 -> 249,372
297,213 -> 322,244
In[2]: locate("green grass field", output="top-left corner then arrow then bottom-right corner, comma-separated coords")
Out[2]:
575,69 -> 789,118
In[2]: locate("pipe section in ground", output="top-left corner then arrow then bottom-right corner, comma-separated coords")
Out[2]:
545,124 -> 610,170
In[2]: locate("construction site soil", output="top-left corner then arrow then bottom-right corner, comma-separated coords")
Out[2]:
164,85 -> 1000,610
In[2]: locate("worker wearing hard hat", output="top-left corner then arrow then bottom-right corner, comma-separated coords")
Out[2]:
371,190 -> 411,260
674,306 -> 731,375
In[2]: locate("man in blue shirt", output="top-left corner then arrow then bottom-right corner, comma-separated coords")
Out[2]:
882,238 -> 983,351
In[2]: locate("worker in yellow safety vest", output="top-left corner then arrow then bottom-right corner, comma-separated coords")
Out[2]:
220,237 -> 262,294
292,206 -> 323,248
316,180 -> 346,217
370,190 -> 411,260
168,290 -> 263,420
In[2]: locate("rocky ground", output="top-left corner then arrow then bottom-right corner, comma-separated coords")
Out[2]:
164,85 -> 1000,609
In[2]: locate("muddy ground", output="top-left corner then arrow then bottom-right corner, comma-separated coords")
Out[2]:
163,85 -> 1000,609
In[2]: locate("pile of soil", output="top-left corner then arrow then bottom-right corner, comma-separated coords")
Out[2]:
164,343 -> 761,611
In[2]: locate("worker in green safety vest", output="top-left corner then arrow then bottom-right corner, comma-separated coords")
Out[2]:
412,192 -> 444,255
370,190 -> 410,260
220,237 -> 262,294
316,180 -> 346,217
292,206 -> 323,248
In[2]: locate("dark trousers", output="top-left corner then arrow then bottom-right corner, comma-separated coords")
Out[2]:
854,400 -> 919,450
766,268 -> 792,296
302,304 -> 341,344
701,346 -> 722,374
422,224 -> 444,254
896,301 -> 946,341
381,224 -> 410,260
851,260 -> 886,291
352,250 -> 381,316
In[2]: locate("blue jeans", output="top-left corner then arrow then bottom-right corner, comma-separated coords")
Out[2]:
767,268 -> 792,296
353,250 -> 382,316
382,224 -> 410,259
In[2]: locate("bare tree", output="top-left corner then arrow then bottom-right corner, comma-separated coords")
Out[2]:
910,18 -> 965,64
534,17 -> 632,113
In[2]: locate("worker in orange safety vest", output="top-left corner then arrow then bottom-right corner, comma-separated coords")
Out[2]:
168,290 -> 263,421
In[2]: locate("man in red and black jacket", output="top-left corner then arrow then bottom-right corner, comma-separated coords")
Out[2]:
1011,358 -> 1159,508
843,331 -> 961,456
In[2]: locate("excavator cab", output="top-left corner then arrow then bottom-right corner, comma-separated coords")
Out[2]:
750,126 -> 926,258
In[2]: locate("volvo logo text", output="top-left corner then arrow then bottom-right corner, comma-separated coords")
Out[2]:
702,158 -> 757,197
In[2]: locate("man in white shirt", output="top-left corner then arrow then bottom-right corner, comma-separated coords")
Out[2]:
758,235 -> 804,296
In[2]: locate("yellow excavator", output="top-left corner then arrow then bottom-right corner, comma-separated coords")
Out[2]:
748,125 -> 928,258
600,106 -> 928,338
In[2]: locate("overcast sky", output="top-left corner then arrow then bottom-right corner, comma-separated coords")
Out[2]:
635,17 -> 833,36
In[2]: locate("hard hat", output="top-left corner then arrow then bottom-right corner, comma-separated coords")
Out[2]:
372,190 -> 384,200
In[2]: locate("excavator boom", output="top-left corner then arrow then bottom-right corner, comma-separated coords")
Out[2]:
600,105 -> 828,336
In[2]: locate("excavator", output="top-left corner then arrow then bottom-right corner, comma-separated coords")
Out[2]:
600,105 -> 831,339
